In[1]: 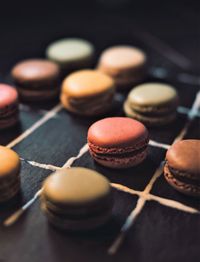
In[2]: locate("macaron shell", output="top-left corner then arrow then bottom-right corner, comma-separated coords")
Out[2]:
164,163 -> 200,197
124,100 -> 177,126
43,194 -> 113,217
90,149 -> 148,169
0,146 -> 21,178
88,117 -> 148,148
12,59 -> 60,84
0,115 -> 19,129
43,168 -> 111,207
0,84 -> 18,109
42,203 -> 112,231
98,46 -> 146,70
17,87 -> 60,102
62,70 -> 115,98
46,38 -> 94,64
166,140 -> 200,179
127,83 -> 178,107
0,177 -> 21,202
60,88 -> 114,116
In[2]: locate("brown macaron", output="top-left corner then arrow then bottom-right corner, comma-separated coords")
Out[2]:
164,140 -> 200,197
97,46 -> 147,90
0,146 -> 21,203
11,59 -> 60,102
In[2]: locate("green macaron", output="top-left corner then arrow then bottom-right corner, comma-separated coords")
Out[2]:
124,83 -> 179,126
41,167 -> 113,231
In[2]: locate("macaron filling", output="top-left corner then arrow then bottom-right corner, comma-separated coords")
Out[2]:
89,138 -> 148,157
165,162 -> 200,186
66,88 -> 115,113
41,168 -> 113,230
164,163 -> 200,194
126,98 -> 179,116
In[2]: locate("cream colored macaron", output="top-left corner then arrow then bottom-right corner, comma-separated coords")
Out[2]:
97,46 -> 147,89
46,38 -> 94,74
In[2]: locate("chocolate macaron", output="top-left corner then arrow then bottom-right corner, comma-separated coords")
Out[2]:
0,146 -> 21,203
124,83 -> 179,126
41,168 -> 113,231
88,117 -> 149,168
46,38 -> 94,75
0,84 -> 19,129
164,140 -> 200,197
11,59 -> 60,102
61,70 -> 115,116
97,46 -> 147,89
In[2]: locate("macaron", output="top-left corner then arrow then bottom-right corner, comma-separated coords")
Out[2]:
97,46 -> 147,89
0,84 -> 19,129
88,117 -> 149,168
124,83 -> 179,126
41,167 -> 113,231
61,70 -> 115,116
46,38 -> 94,75
0,146 -> 21,203
164,140 -> 200,197
11,59 -> 60,102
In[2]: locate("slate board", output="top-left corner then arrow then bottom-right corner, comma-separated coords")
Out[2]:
0,1 -> 200,262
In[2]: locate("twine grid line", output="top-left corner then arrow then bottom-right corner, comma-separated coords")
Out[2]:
6,104 -> 62,149
2,90 -> 200,255
108,91 -> 200,255
4,144 -> 89,226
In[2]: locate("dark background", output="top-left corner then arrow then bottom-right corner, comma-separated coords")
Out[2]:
0,1 -> 200,262
0,0 -> 199,75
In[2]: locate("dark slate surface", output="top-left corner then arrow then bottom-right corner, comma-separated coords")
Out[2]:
0,1 -> 200,261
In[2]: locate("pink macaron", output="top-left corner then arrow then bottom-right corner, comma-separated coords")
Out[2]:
0,84 -> 19,129
87,117 -> 149,169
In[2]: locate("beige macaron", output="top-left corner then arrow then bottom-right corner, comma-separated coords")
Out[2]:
97,46 -> 147,90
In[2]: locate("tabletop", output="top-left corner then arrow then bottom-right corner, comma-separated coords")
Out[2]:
0,1 -> 200,262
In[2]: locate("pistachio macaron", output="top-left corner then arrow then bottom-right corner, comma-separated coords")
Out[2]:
124,83 -> 179,126
97,46 -> 147,90
61,70 -> 115,116
0,146 -> 21,203
46,38 -> 94,75
41,168 -> 113,231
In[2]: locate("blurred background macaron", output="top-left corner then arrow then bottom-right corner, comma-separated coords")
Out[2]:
0,84 -> 19,130
46,38 -> 95,77
61,69 -> 115,116
97,46 -> 147,90
11,59 -> 60,102
164,140 -> 200,197
88,117 -> 149,168
41,167 -> 113,231
0,146 -> 21,203
124,83 -> 179,126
